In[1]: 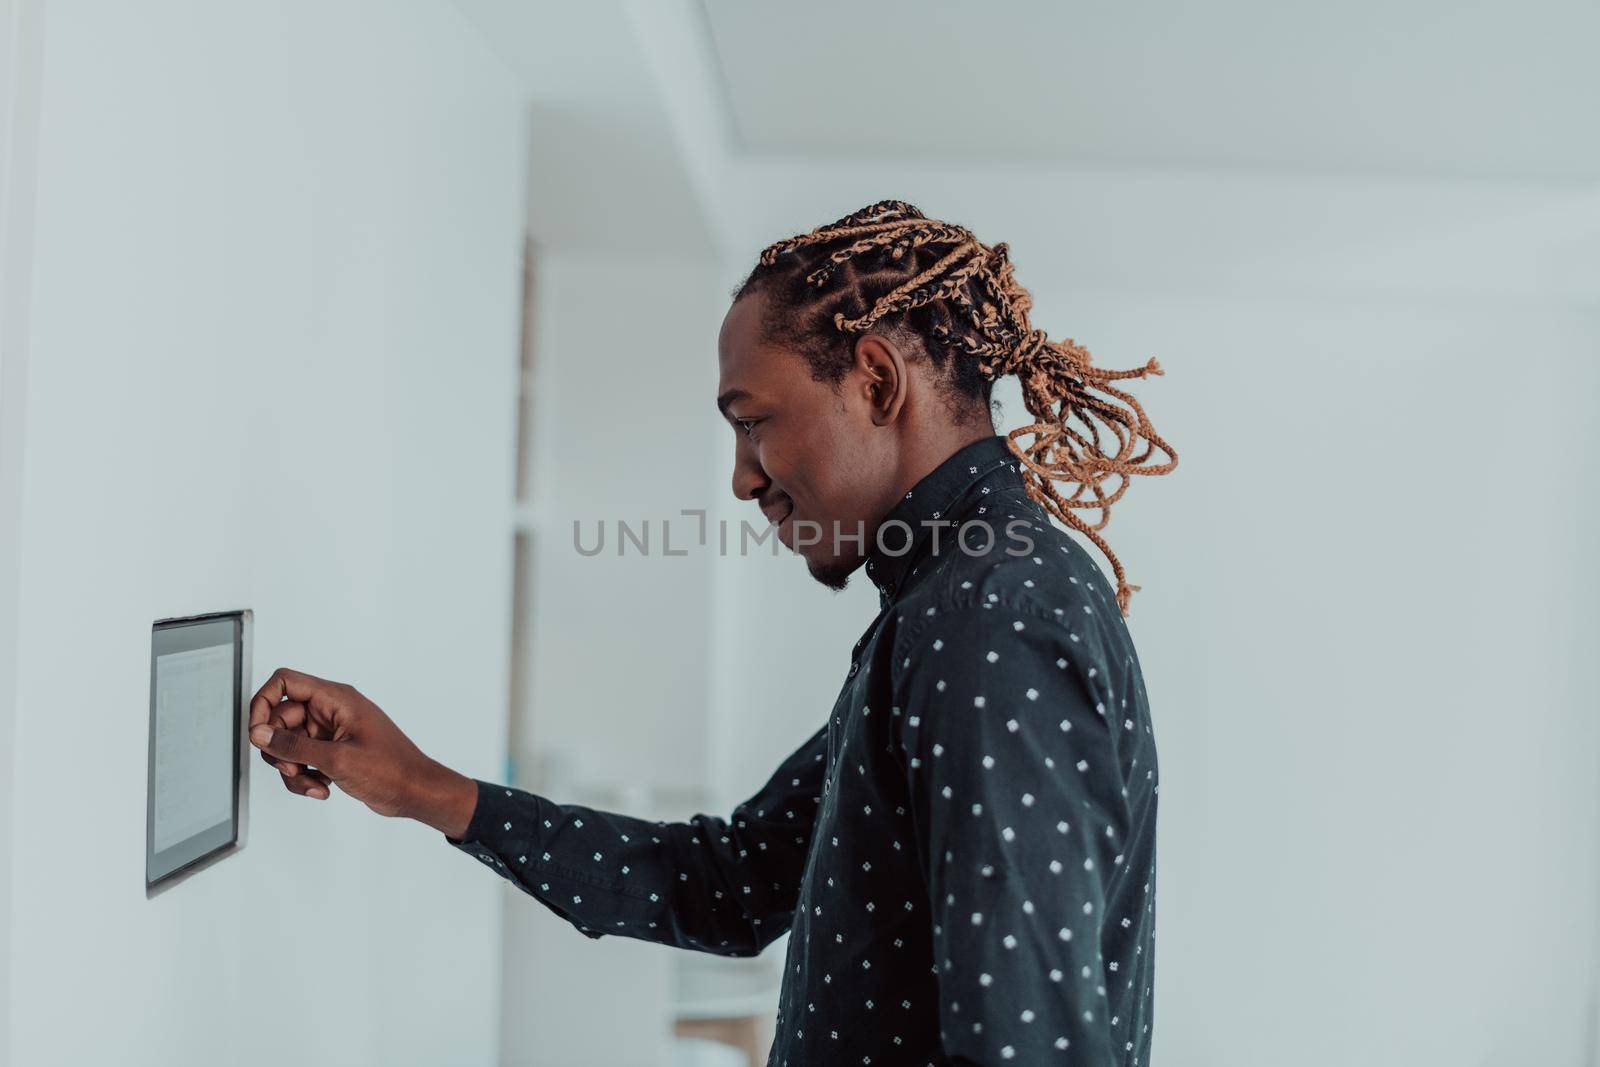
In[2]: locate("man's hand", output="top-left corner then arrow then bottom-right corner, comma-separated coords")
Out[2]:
248,667 -> 477,839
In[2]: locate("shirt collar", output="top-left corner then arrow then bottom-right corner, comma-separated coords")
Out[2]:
863,435 -> 1026,604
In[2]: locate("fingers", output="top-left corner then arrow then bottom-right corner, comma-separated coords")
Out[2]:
248,667 -> 339,730
255,709 -> 332,798
285,766 -> 332,800
273,700 -> 309,731
262,751 -> 332,799
264,700 -> 308,778
248,669 -> 356,803
249,722 -> 343,777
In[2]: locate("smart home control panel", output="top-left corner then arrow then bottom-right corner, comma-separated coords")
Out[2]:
146,611 -> 251,893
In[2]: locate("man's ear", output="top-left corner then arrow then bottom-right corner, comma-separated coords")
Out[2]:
853,333 -> 909,426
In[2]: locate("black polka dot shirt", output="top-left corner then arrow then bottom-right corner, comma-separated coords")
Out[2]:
449,434 -> 1159,1066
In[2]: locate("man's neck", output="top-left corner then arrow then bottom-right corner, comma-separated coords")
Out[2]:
892,424 -> 997,503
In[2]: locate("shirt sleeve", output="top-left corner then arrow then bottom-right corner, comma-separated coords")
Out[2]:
447,724 -> 828,958
892,601 -> 1132,1065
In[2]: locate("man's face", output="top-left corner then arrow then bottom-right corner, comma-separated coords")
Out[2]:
716,292 -> 893,589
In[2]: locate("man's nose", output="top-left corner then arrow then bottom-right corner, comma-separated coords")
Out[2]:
730,439 -> 768,502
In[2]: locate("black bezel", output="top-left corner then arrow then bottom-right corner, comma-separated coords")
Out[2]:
145,610 -> 251,895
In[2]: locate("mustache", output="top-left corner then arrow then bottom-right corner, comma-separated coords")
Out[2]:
758,490 -> 793,524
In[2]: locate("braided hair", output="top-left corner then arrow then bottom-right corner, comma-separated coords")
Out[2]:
736,200 -> 1177,616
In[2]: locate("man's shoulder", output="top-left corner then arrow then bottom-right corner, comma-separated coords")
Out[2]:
884,506 -> 1136,676
912,510 -> 1117,619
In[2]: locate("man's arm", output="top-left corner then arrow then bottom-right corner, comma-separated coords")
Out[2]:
247,667 -> 826,957
445,731 -> 825,956
890,604 -> 1132,1064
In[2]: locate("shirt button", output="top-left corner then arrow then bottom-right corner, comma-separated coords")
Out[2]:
848,661 -> 859,677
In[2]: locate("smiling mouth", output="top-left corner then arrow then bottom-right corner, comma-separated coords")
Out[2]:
761,496 -> 796,545
759,490 -> 793,524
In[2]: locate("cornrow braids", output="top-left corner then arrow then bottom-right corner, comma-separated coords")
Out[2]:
737,200 -> 1177,616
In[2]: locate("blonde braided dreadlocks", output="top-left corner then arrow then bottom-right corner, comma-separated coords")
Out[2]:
740,200 -> 1177,616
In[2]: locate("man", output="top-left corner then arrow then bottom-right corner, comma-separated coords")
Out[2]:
249,201 -> 1176,1065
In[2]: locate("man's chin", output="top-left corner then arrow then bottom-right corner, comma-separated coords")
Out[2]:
803,552 -> 860,592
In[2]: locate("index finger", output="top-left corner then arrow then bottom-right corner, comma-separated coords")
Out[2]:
248,667 -> 334,728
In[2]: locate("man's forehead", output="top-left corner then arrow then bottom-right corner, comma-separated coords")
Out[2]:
718,345 -> 801,407
716,299 -> 748,380
716,358 -> 773,411
718,295 -> 763,358
717,297 -> 789,391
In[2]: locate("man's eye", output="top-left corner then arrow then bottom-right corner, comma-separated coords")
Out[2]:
735,418 -> 759,437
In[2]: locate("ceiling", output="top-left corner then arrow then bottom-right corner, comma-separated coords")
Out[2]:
446,0 -> 1597,299
700,0 -> 1600,183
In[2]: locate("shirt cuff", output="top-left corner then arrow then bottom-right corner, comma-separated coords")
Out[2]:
444,779 -> 543,860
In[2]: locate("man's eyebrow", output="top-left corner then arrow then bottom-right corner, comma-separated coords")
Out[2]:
716,388 -> 751,418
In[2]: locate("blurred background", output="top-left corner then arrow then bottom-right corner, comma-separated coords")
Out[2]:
1,1 -> 1597,1065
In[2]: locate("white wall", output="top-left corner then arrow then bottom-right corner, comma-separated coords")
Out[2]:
518,253 -> 726,794
0,0 -> 47,1058
5,3 -> 525,1065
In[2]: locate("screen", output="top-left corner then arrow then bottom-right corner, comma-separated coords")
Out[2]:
146,613 -> 246,889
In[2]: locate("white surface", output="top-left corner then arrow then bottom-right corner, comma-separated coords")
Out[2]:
702,0 -> 1600,181
452,0 -> 719,256
518,254 -> 724,793
670,1039 -> 748,1067
0,1 -> 43,1059
151,644 -> 235,852
5,2 -> 524,1065
500,876 -> 676,1067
